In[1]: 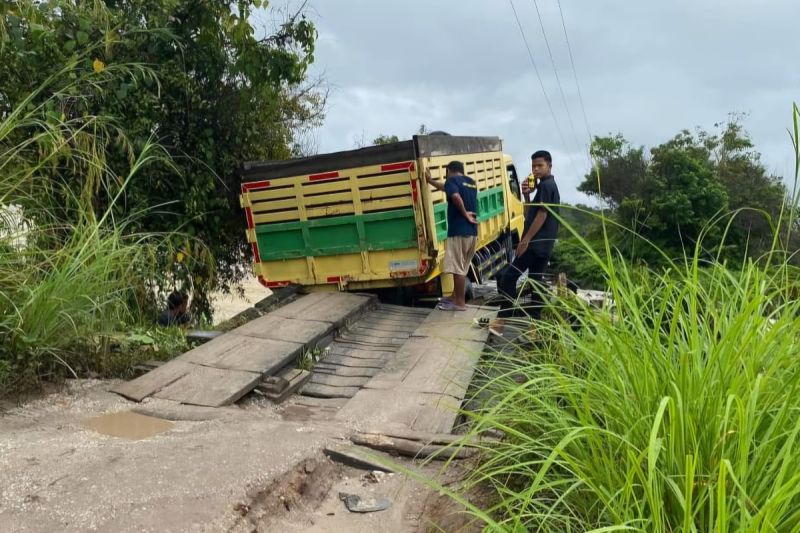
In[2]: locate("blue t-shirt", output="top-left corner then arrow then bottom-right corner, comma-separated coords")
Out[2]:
444,175 -> 478,237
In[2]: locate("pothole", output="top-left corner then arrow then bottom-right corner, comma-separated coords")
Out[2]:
231,457 -> 342,532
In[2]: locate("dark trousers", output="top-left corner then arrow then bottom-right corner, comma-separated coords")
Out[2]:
497,249 -> 550,319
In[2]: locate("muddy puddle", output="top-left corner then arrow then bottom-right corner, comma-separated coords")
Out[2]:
84,410 -> 175,440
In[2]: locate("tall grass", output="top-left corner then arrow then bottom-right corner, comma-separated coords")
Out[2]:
0,43 -> 185,392
456,104 -> 800,531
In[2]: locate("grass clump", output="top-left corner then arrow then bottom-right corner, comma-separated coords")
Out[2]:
456,104 -> 800,531
0,40 -> 192,394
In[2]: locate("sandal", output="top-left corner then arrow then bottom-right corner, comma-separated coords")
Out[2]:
436,301 -> 467,311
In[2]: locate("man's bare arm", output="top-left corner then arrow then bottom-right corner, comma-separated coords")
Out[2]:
523,210 -> 547,243
425,169 -> 445,191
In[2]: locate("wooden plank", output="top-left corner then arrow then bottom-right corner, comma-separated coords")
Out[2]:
348,327 -> 412,339
313,364 -> 381,378
325,345 -> 394,359
412,322 -> 488,342
301,382 -> 361,399
409,398 -> 462,434
111,360 -> 194,402
255,369 -> 311,404
410,307 -> 491,342
323,444 -> 395,472
363,311 -> 425,321
273,292 -> 374,326
394,339 -> 484,399
234,316 -> 332,345
350,432 -> 476,460
268,292 -> 334,318
308,372 -> 370,388
376,304 -> 429,316
181,335 -> 302,374
153,366 -> 261,407
321,354 -> 386,369
359,425 -> 500,447
335,333 -> 406,347
354,320 -> 421,333
360,337 -> 429,388
337,389 -> 453,430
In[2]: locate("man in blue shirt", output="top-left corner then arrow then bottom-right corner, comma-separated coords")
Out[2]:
425,161 -> 478,311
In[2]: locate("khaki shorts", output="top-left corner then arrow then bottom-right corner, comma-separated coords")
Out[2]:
443,236 -> 477,276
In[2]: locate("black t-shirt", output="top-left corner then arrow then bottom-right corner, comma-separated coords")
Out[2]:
444,175 -> 479,237
524,175 -> 560,255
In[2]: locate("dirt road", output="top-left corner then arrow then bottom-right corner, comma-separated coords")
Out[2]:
0,380 -> 473,532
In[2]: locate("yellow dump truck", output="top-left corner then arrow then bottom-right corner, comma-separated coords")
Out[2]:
240,135 -> 526,302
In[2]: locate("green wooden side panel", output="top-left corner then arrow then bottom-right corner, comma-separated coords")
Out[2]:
434,185 -> 505,241
255,209 -> 418,261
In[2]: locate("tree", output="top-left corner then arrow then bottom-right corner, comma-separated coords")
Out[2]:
632,139 -> 728,256
578,134 -> 647,207
1,1 -> 324,318
703,118 -> 787,259
372,134 -> 400,145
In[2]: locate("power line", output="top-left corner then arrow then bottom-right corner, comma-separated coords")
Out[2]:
557,0 -> 593,144
507,0 -> 572,165
529,0 -> 584,159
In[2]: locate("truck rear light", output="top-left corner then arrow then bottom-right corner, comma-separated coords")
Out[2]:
258,276 -> 290,289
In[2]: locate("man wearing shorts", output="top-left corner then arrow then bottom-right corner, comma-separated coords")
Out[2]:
425,161 -> 478,311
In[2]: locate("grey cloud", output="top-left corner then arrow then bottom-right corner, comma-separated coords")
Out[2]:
306,1 -> 800,203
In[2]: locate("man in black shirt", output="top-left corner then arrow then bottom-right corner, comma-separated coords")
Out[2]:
492,150 -> 560,335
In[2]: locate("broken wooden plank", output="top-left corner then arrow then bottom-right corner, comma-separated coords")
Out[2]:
313,363 -> 381,378
153,365 -> 261,407
323,444 -> 395,472
308,372 -> 370,389
350,432 -> 477,460
111,360 -> 194,402
301,382 -> 361,399
255,369 -> 311,403
359,425 -> 501,448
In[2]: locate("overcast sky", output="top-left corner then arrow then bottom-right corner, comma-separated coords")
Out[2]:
299,0 -> 799,204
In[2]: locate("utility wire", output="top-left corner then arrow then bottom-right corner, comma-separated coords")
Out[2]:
557,0 -> 593,146
508,0 -> 573,167
529,0 -> 584,160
